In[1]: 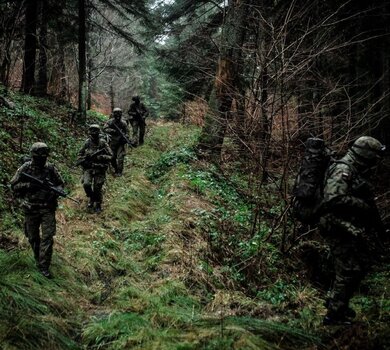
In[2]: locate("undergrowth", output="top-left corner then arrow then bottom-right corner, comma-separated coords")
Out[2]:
0,88 -> 388,349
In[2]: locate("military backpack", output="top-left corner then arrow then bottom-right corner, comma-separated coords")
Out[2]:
291,137 -> 333,225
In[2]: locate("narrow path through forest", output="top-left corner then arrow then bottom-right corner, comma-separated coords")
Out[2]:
51,121 -> 322,349
2,120 -> 388,350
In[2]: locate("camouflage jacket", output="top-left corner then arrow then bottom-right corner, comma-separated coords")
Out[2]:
10,161 -> 64,211
127,102 -> 148,121
103,118 -> 129,145
321,151 -> 379,234
77,137 -> 113,171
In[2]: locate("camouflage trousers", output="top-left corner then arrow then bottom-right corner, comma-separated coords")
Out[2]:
82,169 -> 106,204
24,208 -> 56,270
109,142 -> 126,174
320,215 -> 370,316
131,119 -> 146,146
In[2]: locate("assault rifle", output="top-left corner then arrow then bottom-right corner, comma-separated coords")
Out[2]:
128,108 -> 143,120
75,148 -> 105,168
112,122 -> 134,147
128,104 -> 148,120
21,172 -> 80,204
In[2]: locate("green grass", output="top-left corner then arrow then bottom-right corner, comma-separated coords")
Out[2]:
0,250 -> 83,349
1,89 -> 389,349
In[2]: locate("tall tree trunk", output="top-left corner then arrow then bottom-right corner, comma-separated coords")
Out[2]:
21,0 -> 39,94
58,43 -> 68,101
36,0 -> 48,96
86,3 -> 93,111
109,79 -> 115,111
233,0 -> 250,153
198,0 -> 248,161
259,64 -> 270,180
78,0 -> 87,122
87,56 -> 93,110
0,41 -> 12,87
0,2 -> 23,87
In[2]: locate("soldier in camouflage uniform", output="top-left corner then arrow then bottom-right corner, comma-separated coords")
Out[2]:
104,108 -> 129,176
127,96 -> 148,146
319,136 -> 386,325
10,142 -> 64,278
77,124 -> 113,213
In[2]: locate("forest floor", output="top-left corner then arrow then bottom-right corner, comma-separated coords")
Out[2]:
0,91 -> 389,349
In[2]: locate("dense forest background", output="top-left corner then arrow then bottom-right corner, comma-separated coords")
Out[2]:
2,0 -> 390,173
2,0 -> 390,134
1,0 -> 390,349
2,0 -> 390,243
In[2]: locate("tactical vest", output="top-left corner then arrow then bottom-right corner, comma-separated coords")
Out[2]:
19,162 -> 60,210
83,139 -> 110,171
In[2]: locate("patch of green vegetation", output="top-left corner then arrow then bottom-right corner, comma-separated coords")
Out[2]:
83,312 -> 150,349
2,103 -> 387,349
147,146 -> 196,181
87,109 -> 108,123
145,121 -> 200,153
180,164 -> 280,286
353,264 -> 390,321
0,250 -> 84,349
145,122 -> 200,181
83,280 -> 202,349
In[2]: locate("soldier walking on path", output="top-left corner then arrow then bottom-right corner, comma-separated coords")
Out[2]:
127,95 -> 148,146
319,136 -> 387,325
10,142 -> 64,278
104,107 -> 129,176
77,124 -> 112,213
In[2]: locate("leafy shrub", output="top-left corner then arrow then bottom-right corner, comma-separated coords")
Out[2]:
147,147 -> 196,180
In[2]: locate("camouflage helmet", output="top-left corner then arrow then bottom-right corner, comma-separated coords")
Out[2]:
132,95 -> 140,102
30,142 -> 49,156
351,136 -> 386,160
89,124 -> 100,133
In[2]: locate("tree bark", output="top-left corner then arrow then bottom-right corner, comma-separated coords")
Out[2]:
109,80 -> 115,111
87,56 -> 93,110
198,0 -> 248,161
58,43 -> 68,101
21,0 -> 39,94
36,0 -> 48,96
78,0 -> 87,122
0,2 -> 23,87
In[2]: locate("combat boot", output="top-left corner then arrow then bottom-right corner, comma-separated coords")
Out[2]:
39,267 -> 53,279
343,307 -> 356,319
323,310 -> 352,326
95,203 -> 102,213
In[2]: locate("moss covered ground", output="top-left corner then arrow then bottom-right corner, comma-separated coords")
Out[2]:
0,90 -> 389,349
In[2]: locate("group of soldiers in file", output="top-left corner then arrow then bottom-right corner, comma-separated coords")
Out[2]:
8,96 -> 388,327
10,96 -> 148,278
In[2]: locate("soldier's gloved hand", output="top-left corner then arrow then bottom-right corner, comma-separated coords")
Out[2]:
48,186 -> 64,200
13,182 -> 31,193
54,185 -> 64,193
16,182 -> 31,189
